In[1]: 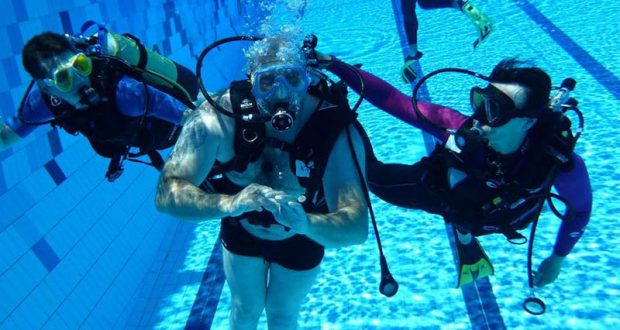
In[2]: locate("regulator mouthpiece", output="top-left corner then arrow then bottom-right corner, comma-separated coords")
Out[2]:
271,104 -> 295,131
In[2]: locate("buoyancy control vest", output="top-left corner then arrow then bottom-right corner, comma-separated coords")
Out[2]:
41,57 -> 183,168
204,79 -> 358,226
431,111 -> 576,239
76,21 -> 199,109
26,23 -> 199,180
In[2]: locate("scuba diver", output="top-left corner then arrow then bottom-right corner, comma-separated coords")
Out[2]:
156,35 -> 370,329
321,54 -> 591,304
400,0 -> 493,83
0,22 -> 198,182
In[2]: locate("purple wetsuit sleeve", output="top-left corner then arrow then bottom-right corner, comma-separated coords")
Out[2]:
115,77 -> 186,125
326,60 -> 467,140
5,87 -> 51,137
551,153 -> 592,256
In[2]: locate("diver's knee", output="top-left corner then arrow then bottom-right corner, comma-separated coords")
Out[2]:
265,309 -> 299,330
230,300 -> 264,327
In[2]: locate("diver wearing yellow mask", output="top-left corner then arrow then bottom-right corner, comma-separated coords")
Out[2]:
1,29 -> 197,181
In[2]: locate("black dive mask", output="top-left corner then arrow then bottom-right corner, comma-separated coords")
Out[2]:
470,85 -> 519,127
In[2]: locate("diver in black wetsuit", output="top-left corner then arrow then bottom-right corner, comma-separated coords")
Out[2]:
400,0 -> 493,83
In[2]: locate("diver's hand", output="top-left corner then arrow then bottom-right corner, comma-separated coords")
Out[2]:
533,253 -> 565,287
314,51 -> 332,62
105,166 -> 124,182
313,51 -> 333,69
260,191 -> 309,235
226,183 -> 279,217
105,159 -> 124,182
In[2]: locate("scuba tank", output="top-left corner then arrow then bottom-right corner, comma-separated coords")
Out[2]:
78,20 -> 198,109
17,21 -> 199,182
19,21 -> 199,126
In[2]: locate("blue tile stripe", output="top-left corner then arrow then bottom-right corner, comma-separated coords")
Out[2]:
389,1 -> 506,329
162,39 -> 171,56
32,238 -> 61,272
59,10 -> 74,34
0,165 -> 6,195
10,0 -> 28,22
2,57 -> 22,87
6,23 -> 23,57
514,0 -> 620,101
44,159 -> 67,185
185,238 -> 226,329
47,129 -> 63,157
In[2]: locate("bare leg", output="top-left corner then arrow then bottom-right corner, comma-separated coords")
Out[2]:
265,262 -> 321,330
222,245 -> 269,330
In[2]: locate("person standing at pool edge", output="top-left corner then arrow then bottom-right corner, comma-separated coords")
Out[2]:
156,35 -> 369,329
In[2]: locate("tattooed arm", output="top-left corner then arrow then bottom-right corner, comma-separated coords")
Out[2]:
155,96 -> 274,221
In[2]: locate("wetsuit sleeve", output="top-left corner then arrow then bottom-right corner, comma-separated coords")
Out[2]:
325,60 -> 468,141
551,153 -> 592,256
5,87 -> 51,137
115,76 -> 186,125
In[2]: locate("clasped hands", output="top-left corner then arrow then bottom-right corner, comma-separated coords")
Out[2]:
228,183 -> 310,235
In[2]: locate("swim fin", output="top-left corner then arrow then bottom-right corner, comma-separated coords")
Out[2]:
454,231 -> 494,287
400,51 -> 423,84
461,1 -> 493,49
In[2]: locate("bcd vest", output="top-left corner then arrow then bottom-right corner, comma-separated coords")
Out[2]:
42,59 -> 183,171
431,111 -> 576,239
204,80 -> 358,226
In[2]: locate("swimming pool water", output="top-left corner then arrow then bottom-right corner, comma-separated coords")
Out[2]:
212,0 -> 620,328
1,0 -> 619,329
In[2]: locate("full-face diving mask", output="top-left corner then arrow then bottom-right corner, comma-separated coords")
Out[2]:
251,63 -> 311,130
41,52 -> 93,93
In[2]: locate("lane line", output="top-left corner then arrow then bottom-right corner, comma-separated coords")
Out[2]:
514,0 -> 620,100
389,1 -> 505,329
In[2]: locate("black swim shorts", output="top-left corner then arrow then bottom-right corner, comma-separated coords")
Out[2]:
220,217 -> 324,271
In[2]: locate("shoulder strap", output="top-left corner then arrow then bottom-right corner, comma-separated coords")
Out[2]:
545,112 -> 576,169
308,79 -> 351,110
291,105 -> 358,201
215,80 -> 266,174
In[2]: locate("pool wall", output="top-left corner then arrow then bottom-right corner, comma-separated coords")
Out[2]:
0,1 -> 257,328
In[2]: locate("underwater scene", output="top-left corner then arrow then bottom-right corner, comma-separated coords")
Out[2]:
1,0 -> 618,329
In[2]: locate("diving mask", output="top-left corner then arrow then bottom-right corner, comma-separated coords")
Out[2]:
470,85 -> 520,127
251,64 -> 310,100
41,53 -> 93,93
